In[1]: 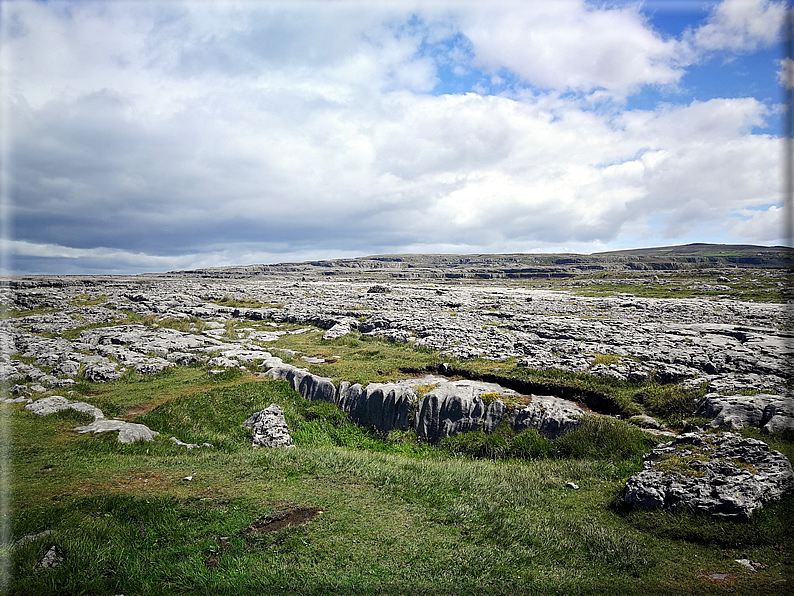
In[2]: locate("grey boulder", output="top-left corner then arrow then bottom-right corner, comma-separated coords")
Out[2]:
624,432 -> 794,520
243,404 -> 294,448
322,321 -> 353,340
25,396 -> 104,420
36,546 -> 63,569
83,362 -> 122,383
509,395 -> 587,439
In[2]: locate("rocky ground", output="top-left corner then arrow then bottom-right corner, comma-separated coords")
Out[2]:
4,264 -> 792,399
3,245 -> 794,517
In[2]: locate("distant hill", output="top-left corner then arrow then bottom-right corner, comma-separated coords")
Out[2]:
162,243 -> 792,280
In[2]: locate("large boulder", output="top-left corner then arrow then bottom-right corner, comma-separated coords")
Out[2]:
509,395 -> 587,439
338,381 -> 417,432
243,404 -> 294,448
695,392 -> 794,434
83,361 -> 122,383
624,432 -> 794,520
264,365 -> 336,403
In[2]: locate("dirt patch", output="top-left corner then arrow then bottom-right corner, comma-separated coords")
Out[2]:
244,506 -> 323,535
123,403 -> 159,417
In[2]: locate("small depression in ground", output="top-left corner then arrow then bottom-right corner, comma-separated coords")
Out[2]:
245,506 -> 323,535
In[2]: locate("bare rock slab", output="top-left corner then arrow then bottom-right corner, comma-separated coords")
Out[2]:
25,396 -> 104,420
74,419 -> 160,443
624,432 -> 794,520
695,393 -> 794,434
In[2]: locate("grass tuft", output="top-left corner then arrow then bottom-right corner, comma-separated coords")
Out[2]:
550,416 -> 661,460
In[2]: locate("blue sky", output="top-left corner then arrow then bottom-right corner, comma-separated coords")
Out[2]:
1,0 -> 789,274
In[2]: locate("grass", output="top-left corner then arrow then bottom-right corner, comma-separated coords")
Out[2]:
267,330 -> 445,386
5,364 -> 793,595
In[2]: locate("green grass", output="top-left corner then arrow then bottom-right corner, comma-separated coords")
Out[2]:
268,330 -> 444,386
4,333 -> 793,594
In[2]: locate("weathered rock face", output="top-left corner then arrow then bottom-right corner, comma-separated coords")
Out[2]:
322,318 -> 357,340
414,380 -> 513,443
413,379 -> 590,443
83,361 -> 123,383
509,395 -> 586,439
338,381 -> 417,432
624,432 -> 794,520
265,365 -> 336,403
695,393 -> 794,434
243,404 -> 294,448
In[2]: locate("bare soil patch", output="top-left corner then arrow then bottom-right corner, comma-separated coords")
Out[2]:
244,506 -> 323,535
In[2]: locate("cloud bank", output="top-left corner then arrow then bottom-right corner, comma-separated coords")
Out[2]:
2,0 -> 787,274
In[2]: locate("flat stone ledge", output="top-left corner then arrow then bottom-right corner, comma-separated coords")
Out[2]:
74,419 -> 160,443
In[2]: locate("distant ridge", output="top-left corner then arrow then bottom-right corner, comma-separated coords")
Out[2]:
156,243 -> 791,280
595,243 -> 790,256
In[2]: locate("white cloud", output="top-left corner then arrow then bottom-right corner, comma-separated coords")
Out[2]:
730,205 -> 785,243
690,0 -> 786,52
779,57 -> 794,89
453,0 -> 686,97
1,0 -> 785,273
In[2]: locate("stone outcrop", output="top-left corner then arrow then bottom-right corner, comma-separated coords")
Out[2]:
414,380 -> 521,443
509,395 -> 587,439
36,546 -> 63,569
695,393 -> 794,434
624,432 -> 794,520
170,436 -> 213,449
415,380 -> 488,443
413,379 -> 589,443
243,404 -> 294,448
338,381 -> 417,432
83,361 -> 122,383
265,365 -> 336,403
74,419 -> 160,443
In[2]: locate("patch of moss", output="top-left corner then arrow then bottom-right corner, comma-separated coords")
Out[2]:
653,454 -> 708,478
590,353 -> 622,366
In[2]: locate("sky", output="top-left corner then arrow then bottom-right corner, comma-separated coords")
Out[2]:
0,0 -> 790,275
